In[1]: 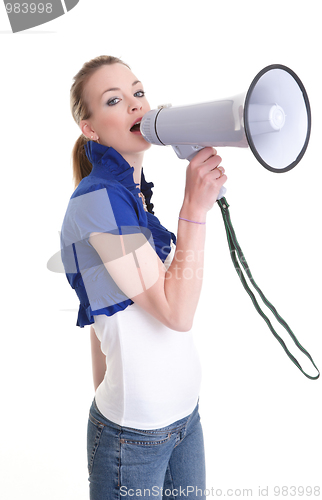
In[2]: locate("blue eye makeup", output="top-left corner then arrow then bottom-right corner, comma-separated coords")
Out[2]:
106,90 -> 145,107
107,97 -> 121,106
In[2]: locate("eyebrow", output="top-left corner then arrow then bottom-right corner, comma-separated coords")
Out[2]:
101,80 -> 142,97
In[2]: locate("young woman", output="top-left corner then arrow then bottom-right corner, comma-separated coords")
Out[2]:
61,55 -> 227,499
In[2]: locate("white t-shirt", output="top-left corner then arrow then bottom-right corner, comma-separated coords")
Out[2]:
93,245 -> 202,430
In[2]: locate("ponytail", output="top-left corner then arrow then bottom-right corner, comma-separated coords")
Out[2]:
72,135 -> 92,188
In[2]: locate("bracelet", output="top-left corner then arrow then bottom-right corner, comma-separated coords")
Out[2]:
178,217 -> 206,225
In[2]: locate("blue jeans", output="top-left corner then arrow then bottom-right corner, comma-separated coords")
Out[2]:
87,399 -> 206,499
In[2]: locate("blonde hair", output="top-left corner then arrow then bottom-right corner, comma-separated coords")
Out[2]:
70,55 -> 130,187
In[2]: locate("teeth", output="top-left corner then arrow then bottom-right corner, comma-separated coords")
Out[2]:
130,119 -> 142,131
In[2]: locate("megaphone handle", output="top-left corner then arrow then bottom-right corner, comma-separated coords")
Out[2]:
172,144 -> 203,161
172,145 -> 227,200
217,197 -> 320,380
217,186 -> 227,200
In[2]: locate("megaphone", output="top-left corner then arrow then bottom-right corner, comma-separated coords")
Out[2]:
140,65 -> 320,380
141,64 -> 311,176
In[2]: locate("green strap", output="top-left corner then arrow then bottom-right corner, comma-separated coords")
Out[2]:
217,197 -> 320,380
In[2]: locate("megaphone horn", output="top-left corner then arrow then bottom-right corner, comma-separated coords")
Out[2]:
141,64 -> 311,174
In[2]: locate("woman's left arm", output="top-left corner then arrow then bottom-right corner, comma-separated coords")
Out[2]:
90,326 -> 106,391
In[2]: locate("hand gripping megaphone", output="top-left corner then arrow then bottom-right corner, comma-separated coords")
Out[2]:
141,64 -> 320,381
140,64 -> 311,196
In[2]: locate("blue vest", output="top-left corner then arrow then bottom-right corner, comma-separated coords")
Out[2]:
61,141 -> 176,327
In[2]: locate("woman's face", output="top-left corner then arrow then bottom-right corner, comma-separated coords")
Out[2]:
81,63 -> 151,159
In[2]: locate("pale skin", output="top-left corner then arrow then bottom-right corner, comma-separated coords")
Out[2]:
79,63 -> 227,390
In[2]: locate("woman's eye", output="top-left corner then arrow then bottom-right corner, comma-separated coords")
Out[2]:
107,97 -> 121,106
134,90 -> 145,98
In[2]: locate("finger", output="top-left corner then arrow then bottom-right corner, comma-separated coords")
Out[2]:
209,167 -> 225,180
200,154 -> 222,175
205,164 -> 227,182
190,147 -> 218,165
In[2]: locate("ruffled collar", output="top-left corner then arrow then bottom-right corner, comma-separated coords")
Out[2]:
85,141 -> 154,214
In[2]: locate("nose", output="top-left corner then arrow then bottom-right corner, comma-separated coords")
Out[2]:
128,96 -> 143,112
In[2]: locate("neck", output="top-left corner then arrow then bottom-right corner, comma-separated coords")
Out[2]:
122,151 -> 144,187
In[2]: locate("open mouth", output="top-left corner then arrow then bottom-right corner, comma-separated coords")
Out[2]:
130,118 -> 142,133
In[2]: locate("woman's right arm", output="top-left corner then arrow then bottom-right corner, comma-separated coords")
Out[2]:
89,148 -> 227,332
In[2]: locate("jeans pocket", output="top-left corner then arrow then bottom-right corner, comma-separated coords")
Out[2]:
120,428 -> 172,447
87,413 -> 104,476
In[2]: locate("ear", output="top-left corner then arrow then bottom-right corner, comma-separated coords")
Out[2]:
80,120 -> 99,141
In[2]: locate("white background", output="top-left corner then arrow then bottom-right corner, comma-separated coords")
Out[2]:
0,1 -> 321,498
